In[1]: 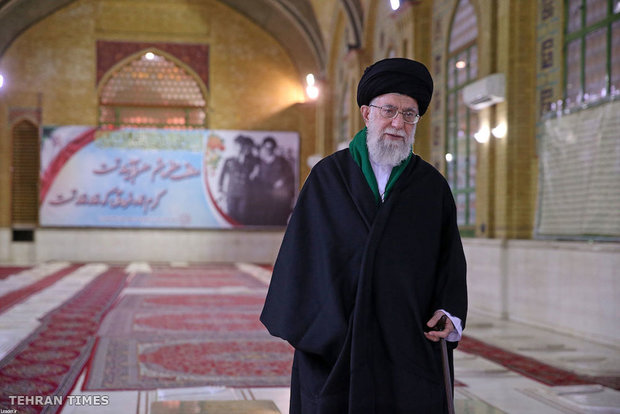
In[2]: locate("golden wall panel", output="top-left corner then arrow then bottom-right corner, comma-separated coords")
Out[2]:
95,1 -> 211,37
0,0 -> 313,222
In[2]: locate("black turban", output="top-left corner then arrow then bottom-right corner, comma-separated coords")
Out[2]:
356,58 -> 434,116
234,135 -> 254,148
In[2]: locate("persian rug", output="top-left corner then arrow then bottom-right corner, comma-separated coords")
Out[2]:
459,335 -> 620,390
0,266 -> 128,414
128,263 -> 267,289
150,400 -> 281,414
0,264 -> 82,314
85,264 -> 293,391
0,266 -> 30,280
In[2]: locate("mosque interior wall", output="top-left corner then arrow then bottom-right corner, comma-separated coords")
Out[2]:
0,0 -> 617,347
2,228 -> 617,347
0,0 -> 314,227
1,228 -> 284,265
465,239 -> 619,347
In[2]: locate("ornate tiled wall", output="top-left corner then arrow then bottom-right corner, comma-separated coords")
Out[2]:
0,0 -> 313,227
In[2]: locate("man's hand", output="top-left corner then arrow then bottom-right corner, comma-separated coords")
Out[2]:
424,311 -> 454,342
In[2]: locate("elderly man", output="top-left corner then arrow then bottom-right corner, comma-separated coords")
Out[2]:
261,58 -> 467,413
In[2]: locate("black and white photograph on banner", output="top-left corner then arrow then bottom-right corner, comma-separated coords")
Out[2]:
203,130 -> 299,227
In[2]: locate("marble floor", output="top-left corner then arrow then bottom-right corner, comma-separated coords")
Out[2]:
1,262 -> 618,414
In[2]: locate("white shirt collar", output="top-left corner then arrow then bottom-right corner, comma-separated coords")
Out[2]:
369,158 -> 393,201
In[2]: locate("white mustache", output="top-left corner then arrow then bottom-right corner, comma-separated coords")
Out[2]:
382,128 -> 407,139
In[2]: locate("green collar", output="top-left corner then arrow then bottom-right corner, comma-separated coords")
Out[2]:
348,127 -> 411,203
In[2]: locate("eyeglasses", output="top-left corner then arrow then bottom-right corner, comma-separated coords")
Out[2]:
368,104 -> 420,124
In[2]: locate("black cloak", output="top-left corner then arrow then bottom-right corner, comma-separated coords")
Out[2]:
260,149 -> 467,413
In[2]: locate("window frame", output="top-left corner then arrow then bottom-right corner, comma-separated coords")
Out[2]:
563,0 -> 620,109
98,51 -> 208,130
445,43 -> 478,237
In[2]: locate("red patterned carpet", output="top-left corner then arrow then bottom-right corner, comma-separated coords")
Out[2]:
85,265 -> 293,391
0,264 -> 83,314
0,267 -> 127,414
0,266 -> 30,280
129,264 -> 267,289
459,335 -> 620,391
2,261 -> 616,409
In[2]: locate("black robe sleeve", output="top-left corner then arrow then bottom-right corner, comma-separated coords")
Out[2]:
433,184 -> 468,331
260,152 -> 374,365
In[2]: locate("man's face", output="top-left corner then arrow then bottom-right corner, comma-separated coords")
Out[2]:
361,93 -> 418,166
260,142 -> 275,160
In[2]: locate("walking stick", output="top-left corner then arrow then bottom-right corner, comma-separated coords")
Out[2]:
440,336 -> 455,414
432,315 -> 455,414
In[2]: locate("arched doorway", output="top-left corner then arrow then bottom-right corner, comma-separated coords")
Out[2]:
11,119 -> 39,241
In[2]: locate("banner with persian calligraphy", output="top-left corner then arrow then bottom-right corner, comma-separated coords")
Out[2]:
39,127 -> 299,228
536,101 -> 620,239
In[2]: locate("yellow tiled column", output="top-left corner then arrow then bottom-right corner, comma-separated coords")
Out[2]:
493,0 -> 538,239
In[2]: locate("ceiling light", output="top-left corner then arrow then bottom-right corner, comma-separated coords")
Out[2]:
306,85 -> 319,100
305,74 -> 319,100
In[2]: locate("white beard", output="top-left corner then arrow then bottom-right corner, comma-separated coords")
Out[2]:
366,125 -> 415,167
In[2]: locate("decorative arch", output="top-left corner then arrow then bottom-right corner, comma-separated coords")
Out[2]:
363,0 -> 414,64
444,0 -> 479,235
97,48 -> 209,129
328,9 -> 363,152
339,0 -> 364,49
361,0 -> 382,64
